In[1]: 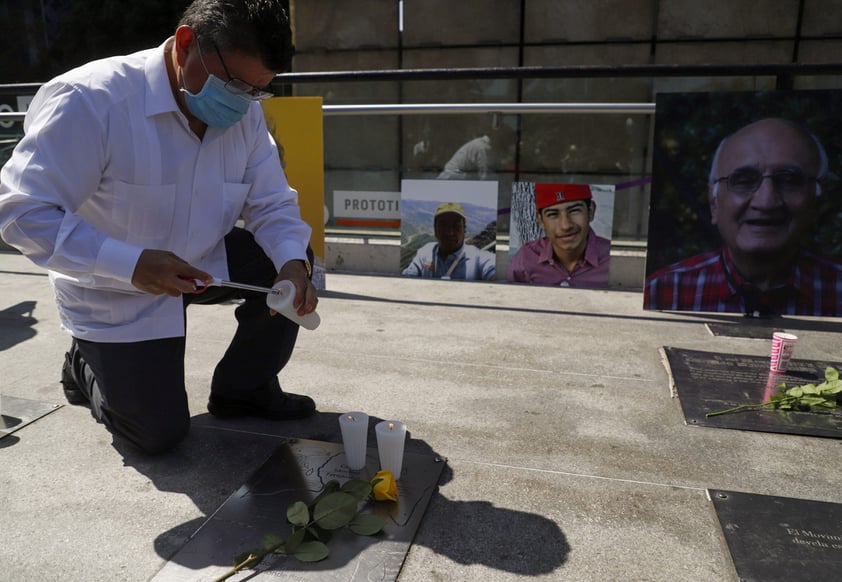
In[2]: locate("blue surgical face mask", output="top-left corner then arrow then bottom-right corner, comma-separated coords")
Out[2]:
182,73 -> 250,129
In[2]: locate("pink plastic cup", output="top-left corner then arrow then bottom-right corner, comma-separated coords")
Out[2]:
770,332 -> 798,372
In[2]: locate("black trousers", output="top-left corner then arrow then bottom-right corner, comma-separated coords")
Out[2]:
67,228 -> 309,454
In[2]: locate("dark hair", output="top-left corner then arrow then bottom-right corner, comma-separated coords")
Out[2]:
178,0 -> 294,72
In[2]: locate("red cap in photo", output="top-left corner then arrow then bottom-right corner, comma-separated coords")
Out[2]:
534,183 -> 592,211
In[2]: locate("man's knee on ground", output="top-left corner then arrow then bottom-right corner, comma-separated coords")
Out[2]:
121,414 -> 191,455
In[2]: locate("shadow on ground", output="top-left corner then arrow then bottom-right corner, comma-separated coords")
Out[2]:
0,300 -> 37,352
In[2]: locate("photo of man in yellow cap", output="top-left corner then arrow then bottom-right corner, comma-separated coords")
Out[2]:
400,180 -> 497,280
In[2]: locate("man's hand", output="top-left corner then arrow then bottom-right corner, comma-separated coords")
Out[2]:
131,249 -> 213,296
274,259 -> 318,316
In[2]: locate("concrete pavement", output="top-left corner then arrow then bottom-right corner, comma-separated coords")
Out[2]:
1,249 -> 841,581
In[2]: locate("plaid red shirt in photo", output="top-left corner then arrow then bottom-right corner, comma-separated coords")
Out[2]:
644,247 -> 842,316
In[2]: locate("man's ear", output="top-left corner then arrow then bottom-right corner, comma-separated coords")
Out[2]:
708,185 -> 719,226
588,201 -> 596,222
174,25 -> 196,67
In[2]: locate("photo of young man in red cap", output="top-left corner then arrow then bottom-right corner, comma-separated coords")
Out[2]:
507,183 -> 611,287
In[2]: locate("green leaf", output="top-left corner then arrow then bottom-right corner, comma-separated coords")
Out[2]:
309,480 -> 341,510
787,386 -> 804,397
770,395 -> 796,409
313,492 -> 359,530
307,525 -> 332,543
341,479 -> 373,501
292,540 -> 330,562
800,396 -> 826,407
287,500 -> 311,527
826,367 -> 839,383
284,527 -> 306,554
262,533 -> 285,551
349,513 -> 386,536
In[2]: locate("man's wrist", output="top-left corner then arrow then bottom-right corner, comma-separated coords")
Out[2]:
279,258 -> 312,279
300,258 -> 312,279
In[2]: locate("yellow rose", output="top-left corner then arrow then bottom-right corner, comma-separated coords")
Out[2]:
372,470 -> 398,502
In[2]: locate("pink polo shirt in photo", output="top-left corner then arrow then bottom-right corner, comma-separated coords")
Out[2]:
507,229 -> 611,288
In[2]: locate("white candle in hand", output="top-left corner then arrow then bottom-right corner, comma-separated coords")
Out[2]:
338,412 -> 369,470
375,420 -> 407,478
266,280 -> 320,330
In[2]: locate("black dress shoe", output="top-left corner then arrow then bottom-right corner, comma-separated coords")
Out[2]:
207,390 -> 316,420
60,352 -> 88,406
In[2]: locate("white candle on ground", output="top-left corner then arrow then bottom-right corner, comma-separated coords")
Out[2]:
338,412 -> 369,470
375,420 -> 407,478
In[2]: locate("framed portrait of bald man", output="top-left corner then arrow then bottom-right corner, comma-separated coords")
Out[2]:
644,90 -> 842,317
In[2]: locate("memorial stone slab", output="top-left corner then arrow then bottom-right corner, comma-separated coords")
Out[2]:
709,489 -> 842,582
0,395 -> 60,439
152,438 -> 445,581
706,322 -> 785,339
662,346 -> 842,438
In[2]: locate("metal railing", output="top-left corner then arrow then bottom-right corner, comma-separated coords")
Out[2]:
0,102 -> 655,121
321,103 -> 656,116
272,63 -> 842,83
5,60 -> 842,117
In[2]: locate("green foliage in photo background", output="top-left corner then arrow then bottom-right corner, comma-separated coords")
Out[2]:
646,90 -> 842,276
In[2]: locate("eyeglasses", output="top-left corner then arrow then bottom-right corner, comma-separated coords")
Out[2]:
212,44 -> 275,101
715,168 -> 818,196
195,42 -> 274,101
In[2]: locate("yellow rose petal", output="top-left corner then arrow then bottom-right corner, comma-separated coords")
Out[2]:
372,470 -> 399,502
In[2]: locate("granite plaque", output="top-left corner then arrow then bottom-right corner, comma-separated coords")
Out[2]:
0,395 -> 60,439
710,489 -> 842,582
662,347 -> 842,438
152,438 -> 446,581
706,322 -> 785,339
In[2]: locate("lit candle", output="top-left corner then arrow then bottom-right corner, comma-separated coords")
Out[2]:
338,412 -> 369,470
375,420 -> 407,478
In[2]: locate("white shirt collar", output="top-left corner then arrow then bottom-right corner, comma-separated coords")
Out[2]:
144,38 -> 181,119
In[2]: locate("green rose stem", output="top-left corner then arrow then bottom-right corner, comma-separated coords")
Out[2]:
215,548 -> 276,582
705,396 -> 799,417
